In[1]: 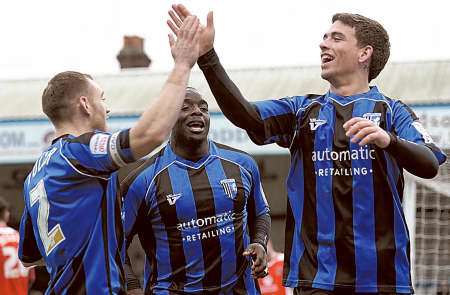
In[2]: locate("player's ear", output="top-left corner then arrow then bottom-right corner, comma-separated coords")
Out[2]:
79,95 -> 91,115
359,45 -> 373,64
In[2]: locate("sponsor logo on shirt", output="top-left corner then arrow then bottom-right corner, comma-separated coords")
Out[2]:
177,210 -> 237,242
309,118 -> 327,131
220,178 -> 237,200
363,112 -> 382,126
312,146 -> 376,176
89,134 -> 109,155
166,193 -> 182,205
412,121 -> 434,144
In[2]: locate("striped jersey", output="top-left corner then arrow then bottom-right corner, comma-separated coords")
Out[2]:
248,87 -> 446,293
0,226 -> 32,295
120,141 -> 270,294
19,130 -> 135,295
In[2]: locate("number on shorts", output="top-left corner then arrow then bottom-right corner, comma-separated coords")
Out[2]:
29,179 -> 65,256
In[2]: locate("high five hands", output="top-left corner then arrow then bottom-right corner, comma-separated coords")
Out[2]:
168,4 -> 215,56
169,14 -> 202,69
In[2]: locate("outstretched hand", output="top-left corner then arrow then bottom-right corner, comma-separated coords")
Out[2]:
168,4 -> 215,56
243,243 -> 268,278
169,15 -> 201,69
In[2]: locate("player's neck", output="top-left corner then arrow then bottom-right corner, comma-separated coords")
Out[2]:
328,74 -> 370,97
171,139 -> 209,162
0,221 -> 7,227
53,121 -> 96,139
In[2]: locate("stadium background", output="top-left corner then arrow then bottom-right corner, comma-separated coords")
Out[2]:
0,56 -> 449,293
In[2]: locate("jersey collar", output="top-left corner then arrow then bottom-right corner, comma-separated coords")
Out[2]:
326,86 -> 383,104
166,140 -> 213,168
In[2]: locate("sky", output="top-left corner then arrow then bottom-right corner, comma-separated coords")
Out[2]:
0,0 -> 449,80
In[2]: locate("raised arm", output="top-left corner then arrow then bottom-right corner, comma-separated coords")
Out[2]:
167,4 -> 264,133
129,15 -> 201,159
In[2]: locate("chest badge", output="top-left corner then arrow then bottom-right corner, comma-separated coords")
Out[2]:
166,193 -> 182,205
309,118 -> 327,131
362,113 -> 382,126
220,179 -> 238,200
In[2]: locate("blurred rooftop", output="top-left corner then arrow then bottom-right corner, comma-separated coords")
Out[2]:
2,60 -> 450,120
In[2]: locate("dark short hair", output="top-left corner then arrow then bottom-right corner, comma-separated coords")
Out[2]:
332,13 -> 390,82
0,196 -> 9,222
42,71 -> 93,125
185,86 -> 202,99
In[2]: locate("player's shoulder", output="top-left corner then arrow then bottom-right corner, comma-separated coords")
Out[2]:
117,146 -> 167,193
60,130 -> 112,149
212,141 -> 258,169
295,93 -> 326,110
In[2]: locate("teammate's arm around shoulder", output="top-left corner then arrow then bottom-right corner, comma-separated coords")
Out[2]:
129,16 -> 201,160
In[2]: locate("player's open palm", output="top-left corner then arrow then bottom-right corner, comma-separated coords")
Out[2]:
169,15 -> 201,69
168,4 -> 215,56
343,117 -> 391,148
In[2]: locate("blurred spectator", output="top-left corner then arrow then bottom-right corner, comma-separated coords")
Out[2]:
0,196 -> 35,294
438,280 -> 450,295
258,240 -> 293,295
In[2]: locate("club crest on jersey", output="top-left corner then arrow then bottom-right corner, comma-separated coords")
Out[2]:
166,193 -> 182,205
309,118 -> 327,131
220,179 -> 238,200
363,113 -> 382,126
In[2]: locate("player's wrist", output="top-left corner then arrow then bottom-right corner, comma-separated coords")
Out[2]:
173,61 -> 192,73
198,48 -> 218,68
384,132 -> 398,150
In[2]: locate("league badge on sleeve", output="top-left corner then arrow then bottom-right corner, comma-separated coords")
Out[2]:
90,133 -> 109,155
412,121 -> 434,143
220,179 -> 238,200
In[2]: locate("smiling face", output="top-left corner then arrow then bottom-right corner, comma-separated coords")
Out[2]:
319,20 -> 367,84
171,89 -> 210,146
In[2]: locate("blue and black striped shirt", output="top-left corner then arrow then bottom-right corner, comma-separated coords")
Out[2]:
250,86 -> 446,293
120,141 -> 269,294
19,130 -> 135,294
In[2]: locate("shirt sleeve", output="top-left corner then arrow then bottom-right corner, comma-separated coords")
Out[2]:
61,129 -> 136,177
18,200 -> 42,264
246,158 -> 271,248
122,173 -> 150,240
250,97 -> 302,148
247,158 -> 270,217
392,101 -> 447,165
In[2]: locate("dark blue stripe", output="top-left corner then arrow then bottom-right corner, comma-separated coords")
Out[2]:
284,150 -> 305,285
206,159 -> 239,289
351,100 -> 378,292
168,164 -> 204,291
253,98 -> 296,119
384,153 -> 412,292
312,102 -> 336,289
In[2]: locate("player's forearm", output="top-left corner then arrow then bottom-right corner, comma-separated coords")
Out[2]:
125,249 -> 142,291
250,213 -> 271,251
198,48 -> 264,132
130,63 -> 191,159
21,258 -> 45,267
385,133 -> 439,178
